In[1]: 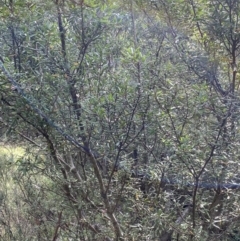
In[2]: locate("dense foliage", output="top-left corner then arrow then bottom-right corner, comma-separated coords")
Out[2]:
1,0 -> 240,240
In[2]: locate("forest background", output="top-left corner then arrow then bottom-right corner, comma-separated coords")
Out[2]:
0,0 -> 240,240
